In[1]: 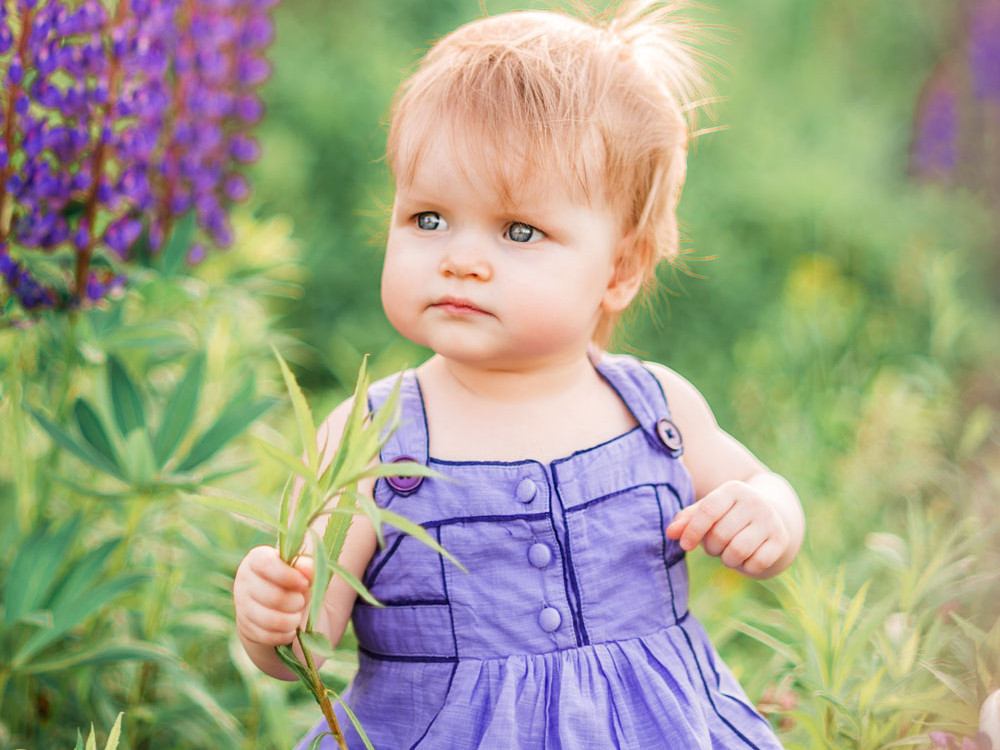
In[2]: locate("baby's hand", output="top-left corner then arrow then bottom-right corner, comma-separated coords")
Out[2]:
233,545 -> 313,648
665,480 -> 791,578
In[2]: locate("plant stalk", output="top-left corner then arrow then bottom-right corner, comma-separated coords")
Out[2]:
296,629 -> 347,750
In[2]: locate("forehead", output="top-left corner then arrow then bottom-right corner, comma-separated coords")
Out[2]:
392,110 -> 607,213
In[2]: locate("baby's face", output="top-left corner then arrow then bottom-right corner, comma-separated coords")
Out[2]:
381,137 -> 632,370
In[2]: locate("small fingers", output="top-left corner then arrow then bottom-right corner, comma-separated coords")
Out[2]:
247,546 -> 310,592
677,493 -> 737,552
719,525 -> 766,571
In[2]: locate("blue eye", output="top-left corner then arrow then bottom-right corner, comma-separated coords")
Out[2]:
416,212 -> 447,231
506,222 -> 543,243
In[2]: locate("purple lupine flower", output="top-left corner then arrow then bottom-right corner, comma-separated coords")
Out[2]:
0,0 -> 277,319
969,0 -> 1000,100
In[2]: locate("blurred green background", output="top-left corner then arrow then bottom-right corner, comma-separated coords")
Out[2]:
2,0 -> 999,747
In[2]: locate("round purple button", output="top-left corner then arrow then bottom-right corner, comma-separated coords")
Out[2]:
655,418 -> 683,456
516,477 -> 537,504
538,607 -> 561,633
385,455 -> 423,494
527,543 -> 552,569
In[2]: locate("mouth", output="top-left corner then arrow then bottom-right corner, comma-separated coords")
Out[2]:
430,296 -> 491,316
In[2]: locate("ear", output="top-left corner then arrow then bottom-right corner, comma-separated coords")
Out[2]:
601,238 -> 646,314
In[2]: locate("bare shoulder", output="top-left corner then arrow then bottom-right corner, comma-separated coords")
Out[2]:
640,360 -> 720,435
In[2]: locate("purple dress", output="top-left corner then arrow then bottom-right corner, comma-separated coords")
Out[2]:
297,354 -> 783,749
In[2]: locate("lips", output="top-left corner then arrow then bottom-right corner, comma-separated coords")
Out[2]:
430,296 -> 490,316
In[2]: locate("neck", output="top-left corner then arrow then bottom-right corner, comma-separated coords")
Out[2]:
427,349 -> 602,404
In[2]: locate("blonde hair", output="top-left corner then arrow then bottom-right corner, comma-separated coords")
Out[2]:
386,1 -> 712,346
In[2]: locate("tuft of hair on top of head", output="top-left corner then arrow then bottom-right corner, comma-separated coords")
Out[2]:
386,0 -> 719,347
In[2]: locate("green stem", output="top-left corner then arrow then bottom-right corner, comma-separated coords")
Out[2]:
296,630 -> 347,750
34,315 -> 82,512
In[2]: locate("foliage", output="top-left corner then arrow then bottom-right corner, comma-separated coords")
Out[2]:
1,0 -> 998,747
0,0 -> 275,315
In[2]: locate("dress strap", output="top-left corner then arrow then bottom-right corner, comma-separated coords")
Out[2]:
594,353 -> 685,458
367,370 -> 430,497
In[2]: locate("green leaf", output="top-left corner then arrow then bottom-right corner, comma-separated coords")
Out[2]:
257,438 -> 313,481
4,518 -> 79,626
322,357 -> 371,491
45,538 -> 121,614
329,560 -> 381,607
161,211 -> 196,275
275,644 -> 311,684
85,725 -> 97,750
330,691 -> 376,750
103,713 -> 124,750
28,408 -> 124,479
74,729 -> 84,750
73,399 -> 122,473
123,429 -> 156,487
189,489 -> 278,529
108,355 -> 146,437
273,347 -> 318,475
176,397 -> 275,472
379,508 -> 466,572
22,641 -> 178,675
307,732 -> 335,750
298,630 -> 338,660
13,573 -> 148,666
154,353 -> 205,468
308,530 -> 332,633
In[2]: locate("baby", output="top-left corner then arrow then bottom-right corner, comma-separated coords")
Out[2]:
234,2 -> 804,747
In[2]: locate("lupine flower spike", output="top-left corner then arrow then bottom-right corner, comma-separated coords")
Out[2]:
0,0 -> 278,317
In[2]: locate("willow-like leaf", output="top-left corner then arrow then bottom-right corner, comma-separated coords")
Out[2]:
323,357 -> 371,491
275,644 -> 316,695
307,732 -> 335,750
329,560 -> 381,607
342,459 -> 442,487
273,348 -> 319,476
257,438 -> 315,483
299,630 -> 339,660
379,508 -> 466,572
321,484 -> 357,564
330,691 -> 376,750
308,530 -> 331,633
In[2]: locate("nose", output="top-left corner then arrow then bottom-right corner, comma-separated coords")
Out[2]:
439,236 -> 492,281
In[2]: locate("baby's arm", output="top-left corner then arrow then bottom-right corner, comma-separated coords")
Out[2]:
648,363 -> 805,579
233,399 -> 378,680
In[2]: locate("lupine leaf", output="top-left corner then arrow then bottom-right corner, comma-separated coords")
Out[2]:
190,489 -> 278,529
154,352 -> 205,468
161,212 -> 196,275
14,573 -> 148,666
108,356 -> 146,436
273,348 -> 318,475
29,408 -> 124,479
22,641 -> 177,675
123,429 -> 156,487
176,397 -> 275,472
4,518 -> 78,626
45,538 -> 121,613
72,399 -> 122,473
